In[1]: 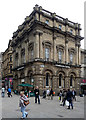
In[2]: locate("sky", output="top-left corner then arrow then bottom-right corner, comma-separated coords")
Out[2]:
0,0 -> 85,52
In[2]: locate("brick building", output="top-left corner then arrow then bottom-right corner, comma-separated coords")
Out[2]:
11,5 -> 83,94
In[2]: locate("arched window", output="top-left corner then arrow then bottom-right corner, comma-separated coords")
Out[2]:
46,73 -> 50,86
59,74 -> 62,87
70,75 -> 73,87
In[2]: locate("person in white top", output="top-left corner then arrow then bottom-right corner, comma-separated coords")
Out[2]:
47,89 -> 50,100
2,87 -> 5,97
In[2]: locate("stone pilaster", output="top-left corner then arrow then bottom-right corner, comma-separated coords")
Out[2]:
53,35 -> 57,61
18,49 -> 21,66
75,44 -> 79,65
79,45 -> 81,65
39,32 -> 43,59
25,40 -> 29,63
34,31 -> 39,58
65,39 -> 68,63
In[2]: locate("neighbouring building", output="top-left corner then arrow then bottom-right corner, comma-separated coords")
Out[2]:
0,52 -> 2,89
11,5 -> 84,94
2,40 -> 13,89
81,49 -> 86,94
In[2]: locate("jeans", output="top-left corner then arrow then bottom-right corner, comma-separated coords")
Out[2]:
2,92 -> 5,97
35,95 -> 40,104
21,106 -> 28,118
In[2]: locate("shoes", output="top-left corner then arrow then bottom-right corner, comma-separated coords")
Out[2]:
26,113 -> 28,117
21,117 -> 25,119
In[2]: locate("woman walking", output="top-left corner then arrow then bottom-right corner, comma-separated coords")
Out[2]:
19,91 -> 29,119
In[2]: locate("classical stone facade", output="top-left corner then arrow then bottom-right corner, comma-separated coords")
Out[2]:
12,5 -> 83,94
2,40 -> 13,88
0,52 -> 2,89
81,49 -> 86,93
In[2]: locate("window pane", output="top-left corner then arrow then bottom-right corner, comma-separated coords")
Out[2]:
45,48 -> 49,60
59,51 -> 62,62
46,73 -> 49,86
45,20 -> 49,24
59,25 -> 62,30
70,75 -> 73,86
70,54 -> 73,63
59,74 -> 62,86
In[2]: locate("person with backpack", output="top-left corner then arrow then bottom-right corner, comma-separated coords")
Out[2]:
8,87 -> 12,97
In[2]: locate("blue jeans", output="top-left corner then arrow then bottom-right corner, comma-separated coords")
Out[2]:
2,92 -> 5,97
21,106 -> 28,118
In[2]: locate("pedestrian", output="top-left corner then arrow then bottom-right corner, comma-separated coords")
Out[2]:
8,87 -> 12,97
34,86 -> 40,104
19,91 -> 29,119
62,89 -> 67,106
46,89 -> 50,100
59,90 -> 63,105
72,89 -> 76,101
1,87 -> 5,97
66,89 -> 73,109
43,88 -> 46,98
49,88 -> 53,100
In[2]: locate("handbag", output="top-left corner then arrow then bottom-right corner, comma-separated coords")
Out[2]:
66,100 -> 69,106
24,100 -> 30,106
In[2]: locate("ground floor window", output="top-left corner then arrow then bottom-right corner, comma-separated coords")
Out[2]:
46,73 -> 50,86
59,74 -> 62,87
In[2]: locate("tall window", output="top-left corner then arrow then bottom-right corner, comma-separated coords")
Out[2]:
45,48 -> 49,61
15,53 -> 18,66
21,49 -> 25,63
10,55 -> 12,62
10,66 -> 12,73
59,74 -> 62,87
58,51 -> 62,62
59,25 -> 62,30
70,75 -> 73,87
45,20 -> 49,25
70,29 -> 73,34
70,54 -> 73,64
46,73 -> 49,86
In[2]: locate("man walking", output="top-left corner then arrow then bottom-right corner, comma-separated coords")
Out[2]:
34,86 -> 40,104
66,89 -> 73,109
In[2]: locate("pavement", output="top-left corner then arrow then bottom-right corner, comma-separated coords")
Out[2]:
0,91 -> 84,119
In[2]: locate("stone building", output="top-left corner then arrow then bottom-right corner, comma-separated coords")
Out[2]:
2,40 -> 13,88
0,52 -> 2,89
81,49 -> 86,93
12,5 -> 83,94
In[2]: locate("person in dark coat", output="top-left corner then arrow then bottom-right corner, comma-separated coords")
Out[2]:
66,89 -> 73,109
50,88 -> 53,100
34,86 -> 40,104
43,88 -> 46,98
